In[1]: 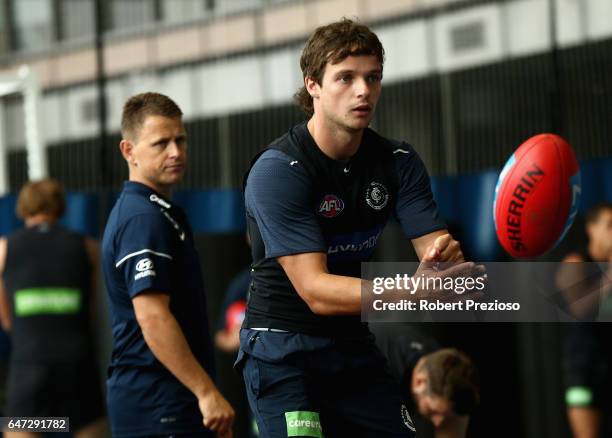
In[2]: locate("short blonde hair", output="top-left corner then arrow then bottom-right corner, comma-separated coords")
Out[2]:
16,179 -> 65,220
121,92 -> 183,141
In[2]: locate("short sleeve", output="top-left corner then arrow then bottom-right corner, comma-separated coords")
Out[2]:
245,149 -> 326,258
114,213 -> 175,298
393,146 -> 446,239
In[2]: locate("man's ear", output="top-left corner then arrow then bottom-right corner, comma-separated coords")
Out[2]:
305,76 -> 320,99
120,139 -> 136,167
412,370 -> 429,394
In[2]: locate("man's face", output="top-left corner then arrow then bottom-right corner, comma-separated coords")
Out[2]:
412,368 -> 460,429
125,115 -> 187,193
587,208 -> 612,257
413,390 -> 456,428
309,55 -> 382,132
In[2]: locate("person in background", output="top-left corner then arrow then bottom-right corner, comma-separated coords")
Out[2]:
558,202 -> 612,438
0,178 -> 108,438
373,324 -> 479,438
102,92 -> 234,437
215,267 -> 250,354
214,264 -> 258,437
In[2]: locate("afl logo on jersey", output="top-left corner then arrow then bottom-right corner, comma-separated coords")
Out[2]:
366,182 -> 389,210
318,194 -> 345,218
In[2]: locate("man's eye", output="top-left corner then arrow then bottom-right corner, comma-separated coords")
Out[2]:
339,74 -> 352,83
368,74 -> 382,83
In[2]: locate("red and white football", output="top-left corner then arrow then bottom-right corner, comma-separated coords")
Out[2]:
493,134 -> 581,258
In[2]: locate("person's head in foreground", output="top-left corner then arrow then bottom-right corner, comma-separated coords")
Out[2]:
16,178 -> 65,225
120,92 -> 186,196
412,348 -> 479,430
295,18 -> 384,132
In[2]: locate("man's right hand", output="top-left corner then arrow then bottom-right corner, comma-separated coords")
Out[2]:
412,241 -> 487,302
199,389 -> 235,436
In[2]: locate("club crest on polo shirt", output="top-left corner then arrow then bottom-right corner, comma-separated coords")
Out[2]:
366,182 -> 389,210
134,258 -> 156,280
401,404 -> 416,432
318,194 -> 345,218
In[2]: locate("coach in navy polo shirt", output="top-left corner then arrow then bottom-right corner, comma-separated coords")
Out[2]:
102,92 -> 234,437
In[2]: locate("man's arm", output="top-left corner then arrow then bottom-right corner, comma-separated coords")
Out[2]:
133,292 -> 234,435
277,252 -> 362,315
0,237 -> 11,331
277,236 -> 470,316
567,406 -> 600,438
214,326 -> 241,353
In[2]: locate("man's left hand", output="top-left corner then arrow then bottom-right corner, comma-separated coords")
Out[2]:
429,234 -> 465,263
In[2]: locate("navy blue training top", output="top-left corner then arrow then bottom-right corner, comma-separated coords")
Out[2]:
241,124 -> 445,338
102,181 -> 214,437
245,147 -> 444,263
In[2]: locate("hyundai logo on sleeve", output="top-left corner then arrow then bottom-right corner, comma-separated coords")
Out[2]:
134,258 -> 156,280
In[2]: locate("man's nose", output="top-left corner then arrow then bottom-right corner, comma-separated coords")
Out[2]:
167,141 -> 184,158
355,77 -> 371,99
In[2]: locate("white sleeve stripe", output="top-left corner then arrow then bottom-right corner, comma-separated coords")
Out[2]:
393,149 -> 410,154
115,249 -> 173,268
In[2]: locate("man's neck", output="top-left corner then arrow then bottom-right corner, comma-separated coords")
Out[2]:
25,215 -> 57,227
129,175 -> 171,199
307,115 -> 364,161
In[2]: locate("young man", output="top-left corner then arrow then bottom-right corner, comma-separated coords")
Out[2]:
0,179 -> 107,438
102,92 -> 234,437
238,19 -> 483,437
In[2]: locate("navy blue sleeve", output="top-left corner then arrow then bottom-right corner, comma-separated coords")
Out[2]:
392,145 -> 446,239
114,213 -> 175,298
245,149 -> 326,258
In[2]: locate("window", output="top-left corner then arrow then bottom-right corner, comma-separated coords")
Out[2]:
450,21 -> 485,53
162,0 -> 211,24
213,0 -> 263,16
60,0 -> 95,41
110,0 -> 156,32
12,0 -> 54,51
0,0 -> 9,54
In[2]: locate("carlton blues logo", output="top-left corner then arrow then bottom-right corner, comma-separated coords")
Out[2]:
318,194 -> 345,218
366,182 -> 389,210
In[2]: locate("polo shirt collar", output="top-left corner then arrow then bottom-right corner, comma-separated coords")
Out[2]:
123,181 -> 174,210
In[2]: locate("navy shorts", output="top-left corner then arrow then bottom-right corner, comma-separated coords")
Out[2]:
5,359 -> 105,431
236,329 -> 416,438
